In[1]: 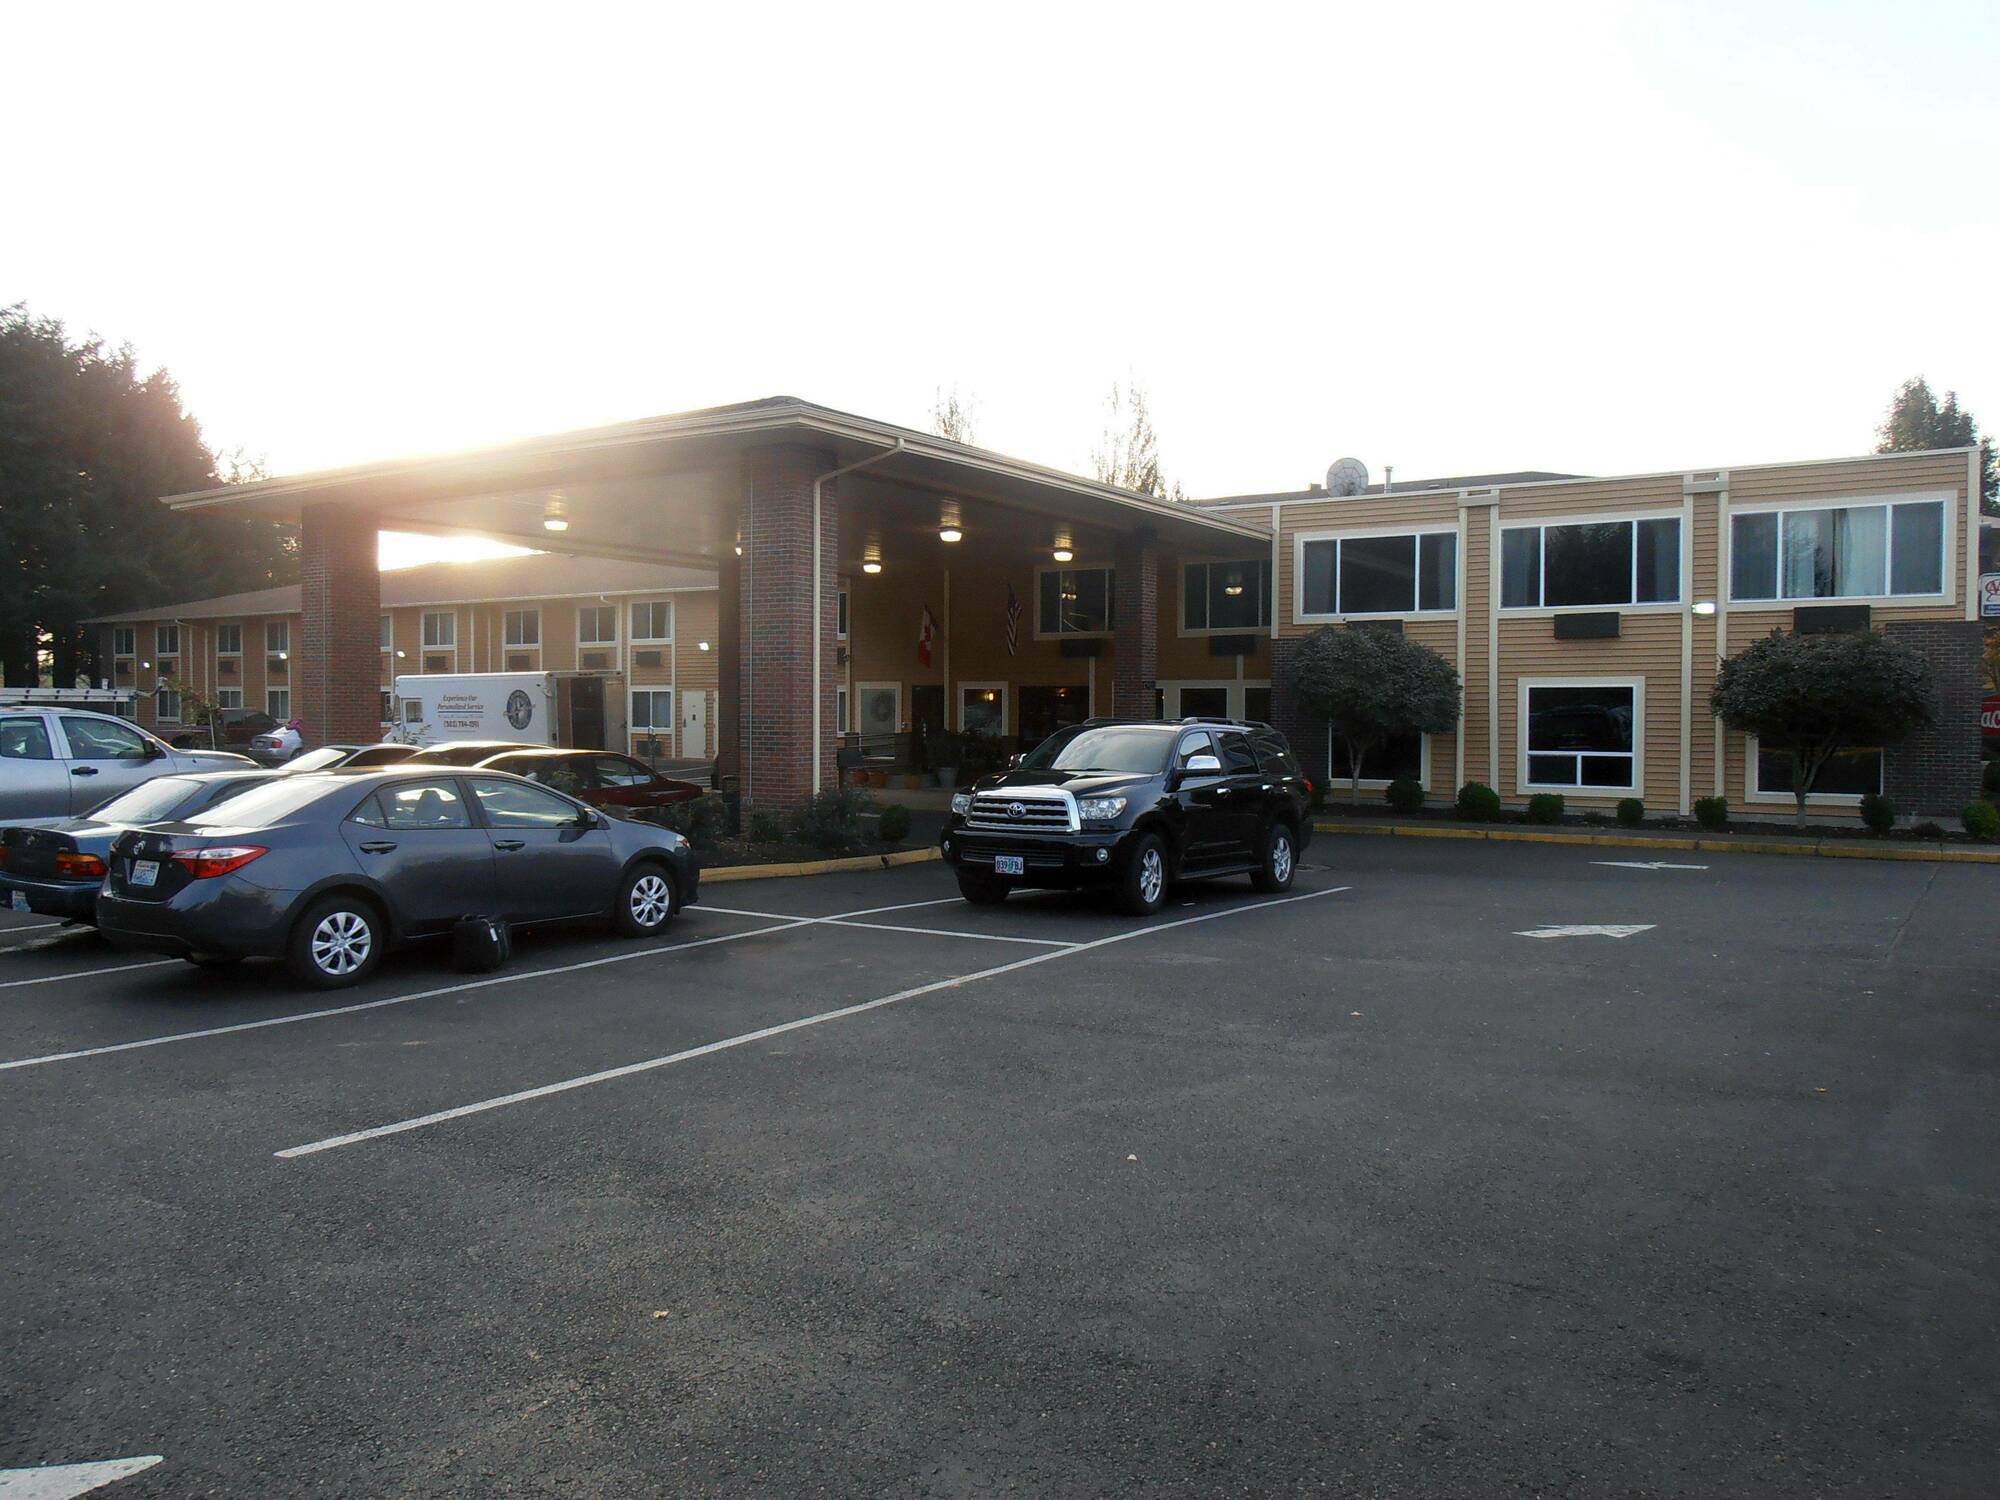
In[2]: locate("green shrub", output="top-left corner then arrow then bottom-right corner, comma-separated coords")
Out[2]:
1913,820 -> 1945,840
877,803 -> 912,843
1384,778 -> 1425,814
1693,796 -> 1728,830
1963,799 -> 2000,840
792,786 -> 874,852
1614,797 -> 1645,827
746,808 -> 786,844
1984,759 -> 2000,797
1455,782 -> 1501,820
1857,793 -> 1896,834
1525,793 -> 1565,825
660,794 -> 731,850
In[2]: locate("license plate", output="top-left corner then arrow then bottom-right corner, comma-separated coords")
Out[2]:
994,855 -> 1025,876
130,860 -> 159,888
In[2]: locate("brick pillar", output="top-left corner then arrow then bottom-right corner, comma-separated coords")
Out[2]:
737,444 -> 839,811
1881,619 -> 1985,817
714,547 -> 741,789
1110,530 -> 1159,718
1268,635 -> 1331,783
297,503 -> 381,746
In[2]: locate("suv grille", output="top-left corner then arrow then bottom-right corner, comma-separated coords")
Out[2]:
966,792 -> 1077,832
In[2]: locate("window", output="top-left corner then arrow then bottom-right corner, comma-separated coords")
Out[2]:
1730,498 -> 1946,601
111,626 -> 135,657
1174,730 -> 1215,770
60,716 -> 151,760
156,687 -> 181,722
267,688 -> 291,720
1298,531 -> 1457,618
1183,560 -> 1273,631
1218,732 -> 1260,775
379,690 -> 394,722
1751,744 -> 1884,801
578,605 -> 618,646
1179,686 -> 1229,718
1330,730 -> 1423,785
1502,518 -> 1680,609
504,609 -> 541,648
836,588 -> 850,640
216,687 -> 244,709
215,623 -> 242,655
422,611 -> 456,649
155,624 -> 180,656
471,777 -> 586,828
379,615 -> 394,652
961,684 -> 1006,737
1,717 -> 53,760
630,689 -> 673,730
1522,682 -> 1639,791
376,779 -> 473,831
629,601 -> 671,643
265,620 -> 289,654
592,755 -> 650,788
1243,686 -> 1272,723
837,686 -> 850,736
1037,567 -> 1113,636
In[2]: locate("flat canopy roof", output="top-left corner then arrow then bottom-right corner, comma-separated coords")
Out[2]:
167,396 -> 1269,566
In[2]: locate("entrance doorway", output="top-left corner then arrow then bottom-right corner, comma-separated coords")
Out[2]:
1018,684 -> 1088,749
564,676 -> 606,748
682,690 -> 708,757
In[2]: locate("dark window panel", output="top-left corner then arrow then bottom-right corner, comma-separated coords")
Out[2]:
1636,517 -> 1681,603
1543,522 -> 1632,607
1889,501 -> 1945,595
1419,532 -> 1458,611
1339,534 -> 1417,614
1501,528 -> 1541,608
1302,541 -> 1337,615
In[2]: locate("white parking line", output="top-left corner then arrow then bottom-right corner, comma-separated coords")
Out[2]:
0,959 -> 180,991
0,920 -> 71,935
821,918 -> 1076,947
275,885 -> 1352,1158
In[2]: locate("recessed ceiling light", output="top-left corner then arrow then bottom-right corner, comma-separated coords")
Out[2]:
1052,547 -> 1074,563
862,560 -> 883,575
939,527 -> 963,544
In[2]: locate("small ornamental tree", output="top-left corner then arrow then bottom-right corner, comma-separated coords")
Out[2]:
1287,626 -> 1462,803
1710,629 -> 1935,827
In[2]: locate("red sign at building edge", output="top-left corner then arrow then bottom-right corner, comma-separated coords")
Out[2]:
1985,694 -> 2000,747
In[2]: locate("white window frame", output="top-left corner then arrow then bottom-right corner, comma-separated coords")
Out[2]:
215,687 -> 244,710
111,626 -> 136,658
577,604 -> 620,667
1745,735 -> 1885,807
837,685 -> 850,736
629,686 -> 674,735
1498,510 -> 1684,616
155,624 -> 180,656
421,611 -> 457,653
1517,676 -> 1645,796
1033,564 -> 1115,640
1179,558 -> 1275,636
854,680 -> 902,741
836,588 -> 850,642
502,608 -> 542,650
379,614 -> 394,653
957,681 -> 1010,737
155,685 -> 182,723
265,620 -> 290,655
266,688 -> 291,721
1726,491 -> 1955,607
1322,723 -> 1432,791
1156,680 -> 1274,725
214,622 -> 242,657
1292,524 -> 1461,624
629,599 -> 672,645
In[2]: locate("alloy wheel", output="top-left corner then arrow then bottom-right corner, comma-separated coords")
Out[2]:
1138,847 -> 1164,905
311,910 -> 372,977
1273,833 -> 1293,884
630,873 -> 672,928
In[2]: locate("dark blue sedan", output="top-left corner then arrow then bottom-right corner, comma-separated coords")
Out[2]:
95,766 -> 700,987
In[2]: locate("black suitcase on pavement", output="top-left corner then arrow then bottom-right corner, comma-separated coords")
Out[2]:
452,914 -> 512,973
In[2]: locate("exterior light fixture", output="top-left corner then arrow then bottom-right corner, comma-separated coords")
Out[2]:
1052,547 -> 1074,563
938,527 -> 963,544
697,641 -> 711,652
732,544 -> 743,557
1692,600 -> 1717,616
862,560 -> 883,575
278,651 -> 289,662
140,660 -> 151,669
542,498 -> 570,533
395,649 -> 407,659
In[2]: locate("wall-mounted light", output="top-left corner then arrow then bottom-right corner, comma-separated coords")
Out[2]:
140,660 -> 152,669
1692,600 -> 1717,616
862,560 -> 883,575
732,544 -> 743,557
1052,547 -> 1074,564
278,651 -> 289,662
395,649 -> 407,659
938,527 -> 963,544
697,641 -> 711,652
542,497 -> 570,533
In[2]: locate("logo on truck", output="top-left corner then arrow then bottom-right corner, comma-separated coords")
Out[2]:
505,690 -> 535,731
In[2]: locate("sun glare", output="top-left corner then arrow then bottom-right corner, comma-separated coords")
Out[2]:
378,530 -> 539,571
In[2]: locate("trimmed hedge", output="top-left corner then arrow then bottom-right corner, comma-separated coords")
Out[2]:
1964,799 -> 2000,840
1384,778 -> 1425,814
746,808 -> 786,844
1614,797 -> 1645,828
877,803 -> 912,843
1858,793 -> 1896,834
1525,793 -> 1565,825
1455,782 -> 1501,820
1693,797 -> 1728,830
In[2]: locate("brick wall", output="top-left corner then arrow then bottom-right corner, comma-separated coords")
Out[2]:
297,503 -> 382,746
1110,531 -> 1159,718
1882,618 -> 1985,817
1267,635 -> 1333,783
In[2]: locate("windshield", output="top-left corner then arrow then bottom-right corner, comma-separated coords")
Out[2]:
88,776 -> 204,824
1021,725 -> 1172,775
414,743 -> 506,766
181,777 -> 340,828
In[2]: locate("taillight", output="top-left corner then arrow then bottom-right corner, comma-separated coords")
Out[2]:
55,851 -> 107,880
169,845 -> 268,879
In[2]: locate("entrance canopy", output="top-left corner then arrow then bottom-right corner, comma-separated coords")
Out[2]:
165,396 -> 1268,562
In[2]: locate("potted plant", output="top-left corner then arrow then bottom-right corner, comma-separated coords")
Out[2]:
932,730 -> 961,790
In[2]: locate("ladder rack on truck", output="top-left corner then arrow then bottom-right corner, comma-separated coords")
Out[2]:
0,687 -> 140,717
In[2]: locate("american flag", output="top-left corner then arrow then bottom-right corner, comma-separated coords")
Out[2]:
1004,583 -> 1021,656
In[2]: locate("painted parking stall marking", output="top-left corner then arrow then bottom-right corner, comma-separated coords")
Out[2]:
276,885 -> 1353,1159
1515,923 -> 1657,940
0,958 -> 179,991
1592,860 -> 1708,871
0,1455 -> 163,1498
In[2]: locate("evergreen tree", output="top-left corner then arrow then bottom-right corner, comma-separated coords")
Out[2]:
1876,376 -> 1995,515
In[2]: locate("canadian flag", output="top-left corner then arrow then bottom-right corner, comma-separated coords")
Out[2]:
918,605 -> 937,667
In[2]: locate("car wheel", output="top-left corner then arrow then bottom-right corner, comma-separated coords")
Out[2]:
956,868 -> 1010,906
614,863 -> 676,937
184,953 -> 243,969
286,895 -> 384,989
1252,821 -> 1297,894
1116,833 -> 1169,916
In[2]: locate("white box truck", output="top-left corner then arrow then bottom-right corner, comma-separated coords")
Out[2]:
393,671 -> 626,750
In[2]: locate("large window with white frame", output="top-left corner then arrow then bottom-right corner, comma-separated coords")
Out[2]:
379,614 -> 394,653
155,685 -> 181,722
155,624 -> 180,656
959,682 -> 1008,737
265,620 -> 289,655
629,600 -> 672,643
267,688 -> 290,720
1037,566 -> 1114,637
1520,679 -> 1642,792
836,588 -> 849,641
1296,529 -> 1458,620
1748,739 -> 1884,803
1501,516 -> 1680,610
421,611 -> 455,650
630,688 -> 673,733
112,626 -> 135,658
215,623 -> 242,656
1730,496 -> 1947,602
215,687 -> 244,709
578,605 -> 618,647
1182,559 -> 1273,632
503,609 -> 541,648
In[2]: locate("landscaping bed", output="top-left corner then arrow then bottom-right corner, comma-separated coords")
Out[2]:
1312,796 -> 1998,846
658,788 -> 937,870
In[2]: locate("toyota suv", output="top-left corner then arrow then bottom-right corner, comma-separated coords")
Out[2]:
940,718 -> 1312,915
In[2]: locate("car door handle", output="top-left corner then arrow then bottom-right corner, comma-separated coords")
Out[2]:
493,839 -> 526,851
71,766 -> 99,776
358,841 -> 398,854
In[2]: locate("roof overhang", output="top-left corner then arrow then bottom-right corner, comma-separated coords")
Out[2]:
165,398 -> 1269,564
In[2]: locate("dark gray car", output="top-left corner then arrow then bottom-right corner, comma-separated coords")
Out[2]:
95,767 -> 700,987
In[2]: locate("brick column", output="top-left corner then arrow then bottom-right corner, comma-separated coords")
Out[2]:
1881,619 -> 1985,817
1268,635 -> 1331,783
714,547 -> 742,789
297,502 -> 382,746
736,444 -> 839,811
1110,530 -> 1159,718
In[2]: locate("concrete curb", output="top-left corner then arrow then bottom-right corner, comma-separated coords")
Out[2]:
1311,821 -> 2000,865
701,847 -> 942,883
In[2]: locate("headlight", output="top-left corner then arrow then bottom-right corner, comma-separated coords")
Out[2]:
1078,796 -> 1127,822
950,792 -> 972,816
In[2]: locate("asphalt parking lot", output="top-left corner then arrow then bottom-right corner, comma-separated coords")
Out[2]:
2,841 -> 1995,1497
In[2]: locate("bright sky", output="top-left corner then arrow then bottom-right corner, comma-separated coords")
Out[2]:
9,2 -> 1996,570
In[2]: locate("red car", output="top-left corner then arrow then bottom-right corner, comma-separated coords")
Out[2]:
475,748 -> 703,822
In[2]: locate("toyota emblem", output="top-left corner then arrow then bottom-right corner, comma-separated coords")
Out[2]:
1007,801 -> 1027,819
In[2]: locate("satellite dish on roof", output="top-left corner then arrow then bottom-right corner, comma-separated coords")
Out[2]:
1327,457 -> 1369,497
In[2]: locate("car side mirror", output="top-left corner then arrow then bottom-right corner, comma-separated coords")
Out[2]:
1007,752 -> 1024,768
1182,753 -> 1223,777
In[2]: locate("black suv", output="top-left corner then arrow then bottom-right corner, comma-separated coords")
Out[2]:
941,718 -> 1313,915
